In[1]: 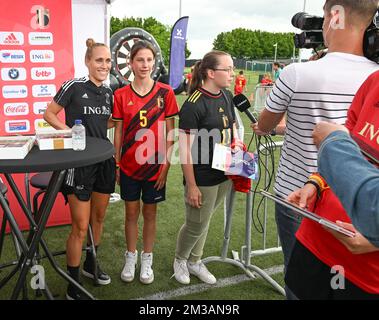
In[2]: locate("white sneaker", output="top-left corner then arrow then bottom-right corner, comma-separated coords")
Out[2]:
140,252 -> 154,284
121,250 -> 137,282
172,258 -> 190,285
187,261 -> 217,284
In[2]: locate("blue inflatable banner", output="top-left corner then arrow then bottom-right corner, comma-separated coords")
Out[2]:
169,16 -> 189,90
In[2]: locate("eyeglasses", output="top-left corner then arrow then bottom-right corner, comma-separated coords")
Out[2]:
213,67 -> 235,74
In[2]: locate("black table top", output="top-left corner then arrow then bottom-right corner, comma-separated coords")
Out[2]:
0,136 -> 114,173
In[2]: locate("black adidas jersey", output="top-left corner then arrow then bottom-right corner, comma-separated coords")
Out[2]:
179,87 -> 236,186
54,77 -> 113,140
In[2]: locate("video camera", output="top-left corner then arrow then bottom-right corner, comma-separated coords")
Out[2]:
292,11 -> 379,63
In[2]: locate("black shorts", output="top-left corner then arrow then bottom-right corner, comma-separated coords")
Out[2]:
285,240 -> 379,300
120,170 -> 165,204
62,157 -> 116,202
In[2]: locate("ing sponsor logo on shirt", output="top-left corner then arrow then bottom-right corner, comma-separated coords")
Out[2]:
83,106 -> 111,115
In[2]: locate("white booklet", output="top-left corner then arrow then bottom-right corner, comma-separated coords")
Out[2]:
260,190 -> 356,238
212,143 -> 258,179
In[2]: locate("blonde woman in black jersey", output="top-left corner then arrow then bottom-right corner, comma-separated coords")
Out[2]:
44,39 -> 115,299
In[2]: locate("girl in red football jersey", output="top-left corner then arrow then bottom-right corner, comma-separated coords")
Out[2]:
113,40 -> 179,284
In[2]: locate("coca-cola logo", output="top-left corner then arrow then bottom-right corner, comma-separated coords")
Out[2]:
4,103 -> 29,116
6,105 -> 27,113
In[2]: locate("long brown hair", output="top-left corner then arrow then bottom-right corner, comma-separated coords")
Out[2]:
189,50 -> 231,95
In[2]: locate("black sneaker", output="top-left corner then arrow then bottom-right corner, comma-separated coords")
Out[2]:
82,259 -> 111,285
66,284 -> 91,300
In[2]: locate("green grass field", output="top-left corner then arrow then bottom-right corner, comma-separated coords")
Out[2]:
0,70 -> 285,300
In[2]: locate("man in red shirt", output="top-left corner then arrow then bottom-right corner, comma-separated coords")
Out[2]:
286,70 -> 379,300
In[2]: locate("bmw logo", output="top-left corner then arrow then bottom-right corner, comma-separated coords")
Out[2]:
8,68 -> 19,80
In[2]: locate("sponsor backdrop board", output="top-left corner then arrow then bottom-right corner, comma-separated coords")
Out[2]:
0,0 -> 74,135
0,0 -> 75,231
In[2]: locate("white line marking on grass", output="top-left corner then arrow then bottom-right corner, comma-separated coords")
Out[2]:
134,265 -> 284,300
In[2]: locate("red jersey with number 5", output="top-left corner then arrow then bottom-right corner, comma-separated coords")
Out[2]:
113,82 -> 179,181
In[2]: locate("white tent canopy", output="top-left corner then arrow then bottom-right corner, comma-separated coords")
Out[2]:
72,0 -> 111,77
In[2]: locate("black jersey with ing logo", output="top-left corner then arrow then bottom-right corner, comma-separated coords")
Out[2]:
53,76 -> 113,140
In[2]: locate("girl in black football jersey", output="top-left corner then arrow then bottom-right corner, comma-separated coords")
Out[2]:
173,50 -> 242,285
44,39 -> 115,300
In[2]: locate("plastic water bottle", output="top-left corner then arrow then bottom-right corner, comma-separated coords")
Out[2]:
72,119 -> 86,151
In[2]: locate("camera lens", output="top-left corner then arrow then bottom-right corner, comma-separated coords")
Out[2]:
291,12 -> 304,29
291,12 -> 324,30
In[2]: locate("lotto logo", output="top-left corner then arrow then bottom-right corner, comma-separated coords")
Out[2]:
31,67 -> 55,80
4,103 -> 29,116
1,68 -> 27,81
30,50 -> 54,63
5,120 -> 30,133
0,32 -> 24,45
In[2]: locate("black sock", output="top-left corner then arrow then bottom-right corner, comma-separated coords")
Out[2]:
67,265 -> 80,282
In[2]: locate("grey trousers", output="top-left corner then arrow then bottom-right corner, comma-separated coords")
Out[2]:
175,180 -> 232,262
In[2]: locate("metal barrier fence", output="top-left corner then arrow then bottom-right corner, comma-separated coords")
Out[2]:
245,61 -> 273,73
202,105 -> 285,296
236,140 -> 283,260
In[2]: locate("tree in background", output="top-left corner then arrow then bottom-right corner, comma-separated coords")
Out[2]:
111,18 -> 297,61
213,28 -> 297,59
111,16 -> 191,63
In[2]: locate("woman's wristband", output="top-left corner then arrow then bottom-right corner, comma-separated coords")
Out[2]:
309,173 -> 329,192
304,180 -> 321,198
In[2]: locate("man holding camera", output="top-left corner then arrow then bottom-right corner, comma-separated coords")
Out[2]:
252,0 -> 379,299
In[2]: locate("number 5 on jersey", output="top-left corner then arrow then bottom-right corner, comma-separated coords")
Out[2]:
140,110 -> 147,127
